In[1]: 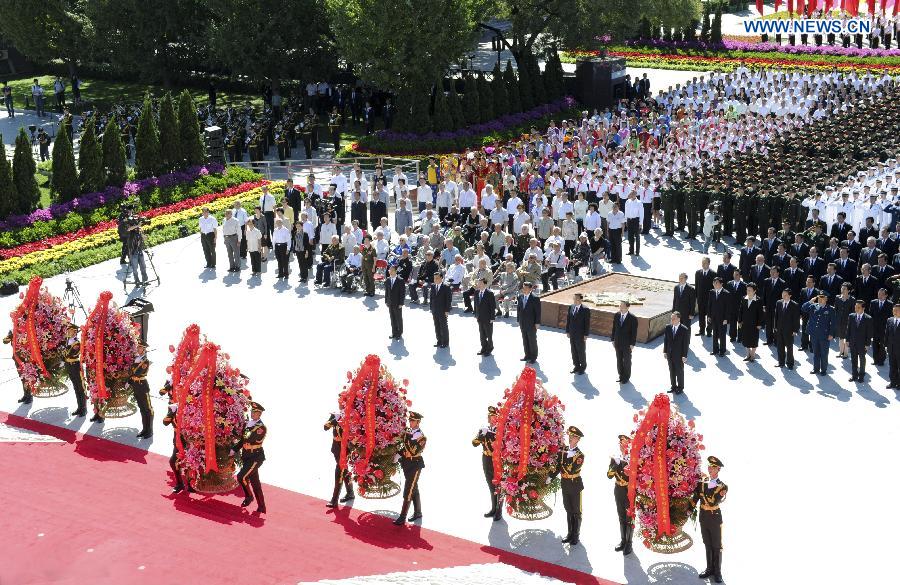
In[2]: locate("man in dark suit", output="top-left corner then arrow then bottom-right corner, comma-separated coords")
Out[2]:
285,179 -> 304,215
672,272 -> 696,332
385,265 -> 406,339
886,304 -> 900,389
874,254 -> 895,289
707,278 -> 730,357
761,266 -> 786,344
664,312 -> 689,394
369,197 -> 387,229
878,231 -> 897,259
782,258 -> 806,298
474,278 -> 497,356
610,301 -> 637,383
716,252 -> 737,283
695,258 -> 715,336
842,233 -> 862,262
789,234 -> 810,261
802,248 -> 826,281
818,264 -> 843,302
350,190 -> 368,231
858,239 -> 882,268
749,254 -> 770,288
429,271 -> 451,348
835,249 -> 858,282
565,293 -> 591,374
770,244 -> 792,271
869,288 -> 893,366
517,282 -> 541,363
855,265 -> 878,306
726,272 -> 746,341
760,228 -> 781,264
858,218 -> 878,246
830,212 -> 852,242
798,276 -> 821,350
739,237 -> 762,277
847,300 -> 873,382
774,289 -> 801,369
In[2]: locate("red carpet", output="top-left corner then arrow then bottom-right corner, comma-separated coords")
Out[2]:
0,412 -> 616,585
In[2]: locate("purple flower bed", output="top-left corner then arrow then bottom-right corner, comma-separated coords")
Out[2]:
625,38 -> 900,58
0,164 -> 224,230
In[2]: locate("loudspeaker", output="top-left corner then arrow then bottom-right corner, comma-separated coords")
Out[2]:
575,57 -> 627,110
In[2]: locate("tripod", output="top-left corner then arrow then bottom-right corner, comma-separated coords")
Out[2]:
122,231 -> 161,293
63,277 -> 88,321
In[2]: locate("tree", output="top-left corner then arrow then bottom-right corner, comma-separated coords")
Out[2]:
491,61 -> 509,118
518,57 -> 534,110
638,16 -> 652,39
51,124 -> 79,202
477,74 -> 494,123
527,53 -> 546,106
12,129 -> 39,214
711,1 -> 723,43
448,81 -> 465,130
543,52 -> 564,100
78,114 -> 104,194
462,76 -> 480,127
0,139 -> 16,220
504,61 -> 521,113
684,18 -> 699,42
178,91 -> 206,167
0,1 -> 94,77
432,82 -> 453,133
102,115 -> 127,187
135,96 -> 162,179
700,2 -> 711,41
158,92 -> 180,173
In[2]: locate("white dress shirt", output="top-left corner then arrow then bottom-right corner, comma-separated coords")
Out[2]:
199,215 -> 218,234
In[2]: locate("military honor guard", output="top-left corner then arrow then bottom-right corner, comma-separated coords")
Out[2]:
131,342 -> 154,439
472,406 -> 501,521
558,426 -> 585,546
235,401 -> 267,514
63,323 -> 87,416
394,411 -> 426,525
565,293 -> 591,374
694,456 -> 728,583
324,412 -> 354,507
607,434 -> 633,555
3,330 -> 31,404
162,398 -> 192,494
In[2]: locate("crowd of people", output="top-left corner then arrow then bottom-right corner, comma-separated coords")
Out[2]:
762,10 -> 900,49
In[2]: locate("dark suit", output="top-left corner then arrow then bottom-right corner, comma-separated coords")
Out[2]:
869,298 -> 893,365
855,275 -> 878,306
564,304 -> 591,372
835,257 -> 857,282
830,222 -> 851,242
739,246 -> 762,277
879,238 -> 897,258
517,294 -> 541,361
611,311 -> 637,382
695,269 -> 715,335
770,253 -> 792,271
749,263 -> 770,288
818,273 -> 843,303
707,288 -> 730,355
886,316 -> 900,386
842,239 -> 862,262
761,277 -> 786,342
802,256 -> 826,280
824,246 -> 842,265
285,187 -> 303,216
429,282 -> 451,347
716,263 -> 737,283
385,276 -> 406,338
474,289 -> 497,355
774,299 -> 800,368
859,247 -> 882,268
350,199 -> 368,230
663,323 -> 689,393
847,312 -> 873,379
874,264 -> 895,289
725,280 -> 747,340
672,283 -> 696,332
761,238 -> 781,264
858,227 -> 878,246
782,267 -> 806,298
790,242 -> 810,261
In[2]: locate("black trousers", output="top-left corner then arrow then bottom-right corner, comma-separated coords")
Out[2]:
890,349 -> 900,386
800,315 -> 810,349
433,311 -> 449,346
521,325 -> 538,360
237,455 -> 265,509
609,228 -> 623,262
389,304 -> 403,337
169,448 -> 187,488
478,320 -> 494,354
274,243 -> 288,277
133,382 -> 153,434
397,464 -> 422,520
697,304 -> 709,336
626,217 -> 640,254
764,307 -> 777,342
239,225 -> 247,258
667,357 -> 684,390
873,338 -> 887,365
710,319 -> 727,354
330,450 -> 353,503
561,481 -> 583,540
482,455 -> 500,513
776,332 -> 795,367
641,203 -> 652,233
120,240 -> 129,263
249,251 -> 261,273
614,344 -> 632,381
295,252 -> 309,281
614,484 -> 633,548
66,361 -> 86,413
263,211 -> 275,241
569,335 -> 586,371
700,511 -> 723,577
727,316 -> 738,341
201,232 -> 216,267
541,268 -> 562,291
851,348 -> 866,378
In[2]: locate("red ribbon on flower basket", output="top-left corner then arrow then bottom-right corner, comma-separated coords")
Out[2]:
338,354 -> 381,473
81,291 -> 113,401
181,342 -> 220,473
10,276 -> 49,382
173,324 -> 202,458
626,393 -> 673,538
492,367 -> 537,485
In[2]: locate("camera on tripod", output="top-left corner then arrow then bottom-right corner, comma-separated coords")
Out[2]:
120,202 -> 150,228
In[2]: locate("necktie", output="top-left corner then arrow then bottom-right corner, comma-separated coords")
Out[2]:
716,290 -> 719,298
858,314 -> 862,324
672,325 -> 677,335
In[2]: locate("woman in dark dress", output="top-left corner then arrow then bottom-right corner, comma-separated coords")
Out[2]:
738,282 -> 765,362
833,283 -> 855,359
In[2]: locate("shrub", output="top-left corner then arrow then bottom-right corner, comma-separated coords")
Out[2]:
102,115 -> 127,187
51,124 -> 80,202
135,95 -> 162,179
12,128 -> 39,214
78,114 -> 105,194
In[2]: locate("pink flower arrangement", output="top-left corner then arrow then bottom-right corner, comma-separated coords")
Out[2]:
81,292 -> 141,405
8,278 -> 71,392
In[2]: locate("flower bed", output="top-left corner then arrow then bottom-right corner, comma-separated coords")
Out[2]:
336,355 -> 411,499
345,98 -> 580,157
7,276 -> 71,395
493,367 -> 566,520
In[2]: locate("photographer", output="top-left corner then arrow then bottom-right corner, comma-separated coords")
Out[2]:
702,203 -> 722,255
125,213 -> 150,286
118,207 -> 131,265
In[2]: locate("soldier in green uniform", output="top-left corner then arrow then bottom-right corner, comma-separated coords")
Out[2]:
781,192 -> 804,233
606,433 -> 633,555
300,114 -> 314,159
661,185 -> 676,236
235,401 -> 267,514
63,323 -> 87,417
733,186 -> 749,244
472,405 -> 501,521
693,456 -> 728,583
394,411 -> 426,525
2,330 -> 32,404
361,235 -> 376,297
324,412 -> 355,507
131,342 -> 153,439
558,425 -> 585,546
328,108 -> 343,153
777,220 -> 796,250
162,399 -> 192,494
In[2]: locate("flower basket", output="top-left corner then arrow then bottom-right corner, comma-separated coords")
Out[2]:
172,337 -> 251,493
336,355 -> 410,500
493,367 -> 566,521
627,394 -> 704,553
8,276 -> 71,396
81,291 -> 142,417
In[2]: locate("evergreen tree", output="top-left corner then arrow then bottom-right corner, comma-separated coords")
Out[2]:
448,80 -> 465,130
663,27 -> 673,42
491,61 -> 509,117
409,89 -> 431,132
12,128 -> 39,214
685,19 -> 699,42
51,124 -> 79,202
135,96 -> 162,179
462,75 -> 480,126
530,54 -> 546,106
638,17 -> 652,39
0,137 -> 15,220
102,115 -> 127,187
547,52 -> 565,100
477,74 -> 494,123
393,92 -> 413,133
177,90 -> 206,167
711,2 -> 723,43
158,92 -> 181,172
504,61 -> 521,113
78,114 -> 105,194
518,57 -> 534,110
651,20 -> 662,40
700,5 -> 710,42
432,82 -> 453,133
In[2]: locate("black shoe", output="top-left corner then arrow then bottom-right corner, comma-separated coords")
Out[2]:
139,431 -> 152,439
520,357 -> 528,361
849,376 -> 858,382
614,543 -> 625,552
709,351 -> 717,356
622,546 -> 633,555
409,512 -> 422,521
241,497 -> 253,507
482,352 -> 492,357
776,363 -> 784,368
742,356 -> 751,362
340,493 -> 355,503
667,388 -> 675,393
94,416 -> 104,424
256,506 -> 266,514
325,500 -> 337,508
464,308 -> 473,313
477,351 -> 484,355
561,536 -> 571,544
714,576 -> 723,584
434,343 -> 440,347
71,409 -> 86,417
615,378 -> 621,383
568,538 -> 579,546
718,352 -> 725,357
484,510 -> 495,517
570,368 -> 578,373
172,485 -> 185,494
694,332 -> 702,336
392,517 -> 405,526
698,570 -> 713,579
620,378 -> 629,384
810,369 -> 819,374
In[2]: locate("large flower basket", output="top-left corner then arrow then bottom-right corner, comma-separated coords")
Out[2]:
81,291 -> 141,418
627,394 -> 704,554
493,367 -> 566,521
336,355 -> 410,499
8,276 -> 71,397
172,337 -> 251,494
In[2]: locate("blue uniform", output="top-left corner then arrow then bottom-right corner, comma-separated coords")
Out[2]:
802,301 -> 836,373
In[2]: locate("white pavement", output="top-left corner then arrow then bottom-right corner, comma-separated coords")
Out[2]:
1,224 -> 896,585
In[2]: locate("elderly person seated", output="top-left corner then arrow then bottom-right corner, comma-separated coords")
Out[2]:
518,253 -> 542,288
374,230 -> 390,260
410,249 -> 439,303
341,245 -> 363,292
589,227 -> 609,275
440,238 -> 460,268
463,257 -> 494,312
418,208 -> 438,236
496,261 -> 521,318
341,225 -> 357,258
315,234 -> 345,286
569,233 -> 591,277
541,241 -> 566,291
391,235 -> 411,259
445,254 -> 467,291
395,247 -> 413,282
488,223 -> 508,258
